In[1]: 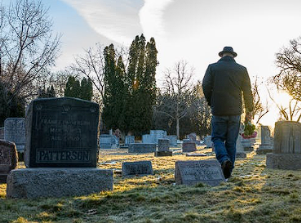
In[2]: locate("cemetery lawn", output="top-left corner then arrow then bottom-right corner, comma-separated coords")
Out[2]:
1,147 -> 301,223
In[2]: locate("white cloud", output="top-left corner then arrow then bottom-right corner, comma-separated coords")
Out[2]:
139,0 -> 174,39
61,0 -> 143,44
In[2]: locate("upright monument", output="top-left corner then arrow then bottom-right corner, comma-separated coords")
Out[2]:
6,98 -> 113,198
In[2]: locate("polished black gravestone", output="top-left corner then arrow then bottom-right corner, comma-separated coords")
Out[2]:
122,161 -> 153,176
175,160 -> 225,186
24,97 -> 99,167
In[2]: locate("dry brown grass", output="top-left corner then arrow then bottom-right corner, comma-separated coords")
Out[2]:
1,145 -> 301,223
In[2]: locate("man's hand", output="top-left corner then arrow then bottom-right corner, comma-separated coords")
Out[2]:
245,111 -> 252,123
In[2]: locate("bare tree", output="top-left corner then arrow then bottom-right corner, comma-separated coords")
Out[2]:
70,44 -> 105,102
251,76 -> 269,124
268,89 -> 301,122
155,61 -> 194,138
0,0 -> 60,103
70,43 -> 129,107
274,37 -> 301,100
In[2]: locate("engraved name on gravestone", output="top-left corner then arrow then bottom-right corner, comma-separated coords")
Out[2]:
25,98 -> 99,167
122,161 -> 153,176
175,160 -> 225,186
4,118 -> 25,152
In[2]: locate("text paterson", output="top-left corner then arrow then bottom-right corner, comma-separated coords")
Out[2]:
37,150 -> 90,162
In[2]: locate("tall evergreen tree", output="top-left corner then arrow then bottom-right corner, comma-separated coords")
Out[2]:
101,35 -> 158,135
124,34 -> 158,134
64,76 -> 93,101
80,78 -> 93,101
64,76 -> 81,98
102,44 -> 118,129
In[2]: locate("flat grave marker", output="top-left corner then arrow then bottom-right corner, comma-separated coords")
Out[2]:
128,143 -> 156,153
122,161 -> 153,176
175,160 -> 225,186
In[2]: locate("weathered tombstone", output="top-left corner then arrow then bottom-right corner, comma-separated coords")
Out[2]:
167,135 -> 177,147
0,127 -> 4,140
124,135 -> 135,147
204,136 -> 213,148
99,134 -> 113,149
150,130 -> 167,144
183,139 -> 191,143
4,118 -> 25,154
266,121 -> 301,170
175,160 -> 225,186
188,133 -> 197,142
142,134 -> 155,144
182,142 -> 197,152
111,135 -> 119,149
0,140 -> 18,183
122,161 -> 153,176
24,98 -> 99,167
241,138 -> 254,151
128,143 -> 156,153
257,125 -> 273,154
7,98 -> 113,198
155,138 -> 172,156
236,134 -> 247,158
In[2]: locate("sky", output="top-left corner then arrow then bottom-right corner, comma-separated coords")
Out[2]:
4,0 -> 301,127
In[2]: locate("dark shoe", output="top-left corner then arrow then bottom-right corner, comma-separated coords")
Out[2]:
221,160 -> 232,179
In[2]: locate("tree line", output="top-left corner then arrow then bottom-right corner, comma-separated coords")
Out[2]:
2,0 -> 301,137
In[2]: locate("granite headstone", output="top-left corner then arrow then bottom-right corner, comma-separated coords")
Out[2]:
128,143 -> 156,153
257,125 -> 273,154
124,135 -> 135,147
182,142 -> 197,152
0,140 -> 18,183
122,161 -> 153,176
155,138 -> 172,156
167,135 -> 177,147
175,160 -> 225,186
4,118 -> 25,153
267,121 -> 301,170
24,97 -> 99,167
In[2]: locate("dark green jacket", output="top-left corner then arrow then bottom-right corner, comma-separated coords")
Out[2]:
202,56 -> 253,116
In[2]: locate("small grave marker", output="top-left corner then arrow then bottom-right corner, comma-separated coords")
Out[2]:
182,142 -> 197,152
128,143 -> 156,153
175,160 -> 225,186
0,140 -> 18,183
122,161 -> 153,176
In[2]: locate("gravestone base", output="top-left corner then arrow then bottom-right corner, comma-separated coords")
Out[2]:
6,168 -> 113,199
0,174 -> 7,183
236,152 -> 247,158
266,153 -> 301,170
256,146 -> 273,155
186,153 -> 207,157
155,151 -> 173,157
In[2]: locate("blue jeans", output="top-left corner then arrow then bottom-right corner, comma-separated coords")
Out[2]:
211,115 -> 241,171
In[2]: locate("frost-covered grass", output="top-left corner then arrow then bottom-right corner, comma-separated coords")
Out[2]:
1,146 -> 301,223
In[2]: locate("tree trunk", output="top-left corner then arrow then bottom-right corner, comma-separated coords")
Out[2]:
176,117 -> 180,139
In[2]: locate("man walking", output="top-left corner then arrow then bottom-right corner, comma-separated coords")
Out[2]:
202,46 -> 253,179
